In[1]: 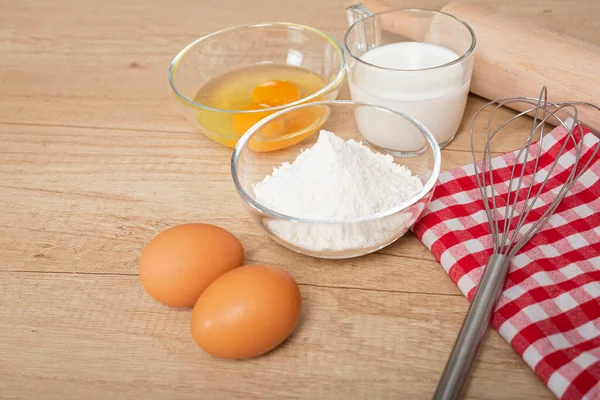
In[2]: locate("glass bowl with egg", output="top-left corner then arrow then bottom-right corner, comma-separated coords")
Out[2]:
169,23 -> 346,150
231,100 -> 441,259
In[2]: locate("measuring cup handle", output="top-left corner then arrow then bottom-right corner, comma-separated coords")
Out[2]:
346,3 -> 373,27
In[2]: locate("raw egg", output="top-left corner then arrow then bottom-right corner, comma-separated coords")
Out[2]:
191,264 -> 302,359
231,103 -> 274,135
139,223 -> 244,308
252,80 -> 301,107
248,103 -> 330,152
231,80 -> 306,137
193,64 -> 329,149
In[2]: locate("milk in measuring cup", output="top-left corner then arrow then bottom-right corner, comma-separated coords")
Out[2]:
349,42 -> 469,153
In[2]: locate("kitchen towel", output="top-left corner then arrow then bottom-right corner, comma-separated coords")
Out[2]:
412,124 -> 600,399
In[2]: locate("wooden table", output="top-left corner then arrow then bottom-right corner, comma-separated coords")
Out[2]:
1,0 -> 599,398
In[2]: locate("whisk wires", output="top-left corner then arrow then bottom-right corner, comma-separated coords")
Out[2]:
470,87 -> 600,259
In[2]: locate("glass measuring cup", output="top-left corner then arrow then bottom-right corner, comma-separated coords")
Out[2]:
345,5 -> 476,154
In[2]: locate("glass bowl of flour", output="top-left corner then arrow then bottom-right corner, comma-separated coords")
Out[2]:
231,100 -> 440,259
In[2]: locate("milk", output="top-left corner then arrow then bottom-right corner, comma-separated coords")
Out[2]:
348,42 -> 470,152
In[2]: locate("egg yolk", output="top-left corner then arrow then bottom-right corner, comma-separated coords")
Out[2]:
232,103 -> 273,135
249,104 -> 327,152
231,80 -> 325,152
251,80 -> 301,107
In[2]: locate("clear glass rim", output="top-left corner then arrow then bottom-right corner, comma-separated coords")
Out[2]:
231,100 -> 441,225
168,22 -> 347,114
344,8 -> 477,72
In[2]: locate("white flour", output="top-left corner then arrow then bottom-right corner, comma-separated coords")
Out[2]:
253,130 -> 424,253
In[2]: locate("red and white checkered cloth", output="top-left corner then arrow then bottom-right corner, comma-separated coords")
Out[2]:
412,124 -> 600,399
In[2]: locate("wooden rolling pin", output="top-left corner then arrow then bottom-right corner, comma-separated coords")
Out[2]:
361,0 -> 600,131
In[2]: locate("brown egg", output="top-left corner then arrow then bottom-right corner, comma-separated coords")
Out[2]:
139,223 -> 244,308
191,264 -> 302,359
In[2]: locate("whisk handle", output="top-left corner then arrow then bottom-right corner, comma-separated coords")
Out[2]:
433,254 -> 510,400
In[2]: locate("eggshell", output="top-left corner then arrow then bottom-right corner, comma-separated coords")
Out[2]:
139,223 -> 244,308
191,264 -> 302,359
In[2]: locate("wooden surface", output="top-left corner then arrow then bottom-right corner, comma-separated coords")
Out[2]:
1,0 -> 599,399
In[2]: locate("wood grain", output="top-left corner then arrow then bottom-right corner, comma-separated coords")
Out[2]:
1,0 -> 598,398
0,272 -> 550,400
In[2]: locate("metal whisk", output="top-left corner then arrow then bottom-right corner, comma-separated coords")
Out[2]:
433,87 -> 600,400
